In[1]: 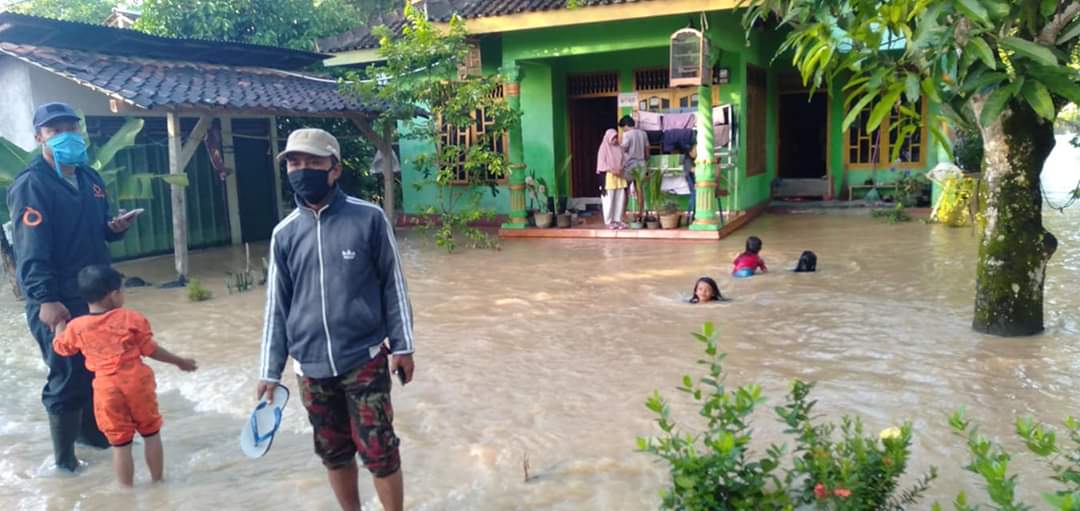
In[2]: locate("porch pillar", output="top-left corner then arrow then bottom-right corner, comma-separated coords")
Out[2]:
691,83 -> 719,231
501,65 -> 528,229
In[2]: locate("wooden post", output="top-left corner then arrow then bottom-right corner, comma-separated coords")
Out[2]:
380,120 -> 396,226
221,117 -> 243,245
166,112 -> 213,282
269,116 -> 285,220
351,116 -> 397,223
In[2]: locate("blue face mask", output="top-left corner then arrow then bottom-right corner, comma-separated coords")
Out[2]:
46,132 -> 88,176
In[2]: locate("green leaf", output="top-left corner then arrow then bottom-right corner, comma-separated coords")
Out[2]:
1029,66 -> 1080,104
999,37 -> 1059,67
0,136 -> 31,183
929,122 -> 955,163
980,80 -> 1021,128
1041,0 -> 1058,18
842,94 -> 876,132
921,77 -> 942,103
981,0 -> 1011,21
966,38 -> 997,70
868,86 -> 903,132
91,117 -> 144,171
1058,17 -> 1080,45
962,71 -> 1008,94
159,174 -> 190,187
954,0 -> 990,25
1021,80 -> 1056,121
905,73 -> 921,103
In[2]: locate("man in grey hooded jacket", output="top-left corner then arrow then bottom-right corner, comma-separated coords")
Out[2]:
256,128 -> 414,511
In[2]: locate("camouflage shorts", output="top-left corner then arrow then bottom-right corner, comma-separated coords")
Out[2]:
298,348 -> 400,477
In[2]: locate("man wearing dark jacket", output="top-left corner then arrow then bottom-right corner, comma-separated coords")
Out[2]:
7,102 -> 136,472
256,128 -> 414,511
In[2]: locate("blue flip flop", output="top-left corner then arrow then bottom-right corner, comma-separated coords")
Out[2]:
240,385 -> 289,459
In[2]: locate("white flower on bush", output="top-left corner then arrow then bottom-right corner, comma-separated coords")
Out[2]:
525,176 -> 535,185
879,427 -> 902,442
538,185 -> 546,194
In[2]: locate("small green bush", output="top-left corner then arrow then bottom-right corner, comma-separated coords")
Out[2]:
638,322 -> 935,510
872,203 -> 913,223
186,278 -> 212,302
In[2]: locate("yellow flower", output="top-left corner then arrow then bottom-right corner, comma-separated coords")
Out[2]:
879,427 -> 902,441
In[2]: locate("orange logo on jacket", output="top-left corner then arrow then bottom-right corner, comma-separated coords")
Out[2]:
22,207 -> 43,227
92,184 -> 106,198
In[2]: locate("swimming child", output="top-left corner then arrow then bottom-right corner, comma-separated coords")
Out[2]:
53,265 -> 197,487
689,276 -> 724,303
732,236 -> 767,278
794,250 -> 817,272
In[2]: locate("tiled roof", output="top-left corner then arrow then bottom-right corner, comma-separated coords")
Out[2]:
0,43 -> 382,116
317,0 -> 648,53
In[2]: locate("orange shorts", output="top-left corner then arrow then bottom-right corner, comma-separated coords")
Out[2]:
92,362 -> 162,446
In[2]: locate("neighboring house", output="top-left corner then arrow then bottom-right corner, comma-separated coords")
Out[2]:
320,0 -> 944,223
0,13 -> 381,266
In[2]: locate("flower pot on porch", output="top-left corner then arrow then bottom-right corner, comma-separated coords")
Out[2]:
660,212 -> 681,229
533,212 -> 553,228
556,213 -> 572,228
646,219 -> 660,229
628,221 -> 644,229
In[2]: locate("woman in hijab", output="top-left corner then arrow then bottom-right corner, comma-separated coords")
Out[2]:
597,128 -> 628,229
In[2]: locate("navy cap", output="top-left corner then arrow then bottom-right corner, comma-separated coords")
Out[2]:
32,102 -> 80,129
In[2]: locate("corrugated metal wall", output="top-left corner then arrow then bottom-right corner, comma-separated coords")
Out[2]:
90,116 -> 232,260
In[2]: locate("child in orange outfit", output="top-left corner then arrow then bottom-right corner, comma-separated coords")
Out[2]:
53,265 -> 197,486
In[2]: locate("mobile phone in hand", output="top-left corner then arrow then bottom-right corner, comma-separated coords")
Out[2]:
117,208 -> 145,222
395,366 -> 407,386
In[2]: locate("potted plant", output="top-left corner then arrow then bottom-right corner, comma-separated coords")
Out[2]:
645,214 -> 660,229
894,171 -> 927,207
526,172 -> 553,228
658,192 -> 682,229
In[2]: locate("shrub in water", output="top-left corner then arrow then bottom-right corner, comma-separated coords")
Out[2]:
186,278 -> 212,302
638,322 -> 935,510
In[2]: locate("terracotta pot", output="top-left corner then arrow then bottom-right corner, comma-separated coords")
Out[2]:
556,213 -> 572,228
660,212 -> 681,229
533,212 -> 553,228
646,220 -> 660,229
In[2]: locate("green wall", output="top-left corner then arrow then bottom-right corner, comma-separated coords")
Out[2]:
396,9 -> 937,216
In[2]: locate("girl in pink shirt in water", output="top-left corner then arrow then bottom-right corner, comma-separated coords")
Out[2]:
732,236 -> 767,278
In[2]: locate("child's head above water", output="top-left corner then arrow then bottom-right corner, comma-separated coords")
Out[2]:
78,265 -> 125,310
795,250 -> 817,272
744,236 -> 763,254
690,277 -> 722,303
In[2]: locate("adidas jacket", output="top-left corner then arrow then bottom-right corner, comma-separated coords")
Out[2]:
259,189 -> 414,382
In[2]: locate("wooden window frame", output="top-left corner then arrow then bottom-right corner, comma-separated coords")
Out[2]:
745,64 -> 767,177
844,98 -> 929,169
567,71 -> 620,98
633,67 -> 670,92
438,85 -> 510,186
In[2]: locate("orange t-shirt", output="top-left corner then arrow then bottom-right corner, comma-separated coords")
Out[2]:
53,308 -> 159,376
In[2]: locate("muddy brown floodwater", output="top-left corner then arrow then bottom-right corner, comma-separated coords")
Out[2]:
1,210 -> 1078,510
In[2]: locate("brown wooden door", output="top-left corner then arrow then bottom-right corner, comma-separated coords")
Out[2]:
568,96 -> 618,197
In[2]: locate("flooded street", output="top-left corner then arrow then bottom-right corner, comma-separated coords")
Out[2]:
1,209 -> 1079,510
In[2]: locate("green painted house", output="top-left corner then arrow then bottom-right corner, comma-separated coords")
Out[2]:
320,0 -> 944,226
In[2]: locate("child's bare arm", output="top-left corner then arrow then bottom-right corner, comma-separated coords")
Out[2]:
148,346 -> 198,372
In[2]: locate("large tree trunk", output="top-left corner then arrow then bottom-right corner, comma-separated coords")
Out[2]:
973,101 -> 1057,336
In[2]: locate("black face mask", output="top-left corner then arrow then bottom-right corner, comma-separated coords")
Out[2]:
288,168 -> 335,205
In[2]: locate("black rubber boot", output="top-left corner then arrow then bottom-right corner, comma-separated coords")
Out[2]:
76,406 -> 110,449
48,411 -> 81,472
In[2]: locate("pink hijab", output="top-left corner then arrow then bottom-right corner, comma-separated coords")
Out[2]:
596,129 -> 623,174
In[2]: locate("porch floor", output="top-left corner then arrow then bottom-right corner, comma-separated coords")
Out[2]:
499,207 -> 763,241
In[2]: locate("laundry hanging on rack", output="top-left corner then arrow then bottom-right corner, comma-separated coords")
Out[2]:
661,112 -> 696,131
635,111 -> 663,131
662,129 -> 696,153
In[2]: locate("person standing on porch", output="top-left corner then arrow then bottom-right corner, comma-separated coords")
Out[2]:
597,128 -> 627,229
7,102 -> 137,472
256,128 -> 415,511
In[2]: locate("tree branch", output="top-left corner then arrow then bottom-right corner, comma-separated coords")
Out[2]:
351,116 -> 388,150
1039,1 -> 1080,46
